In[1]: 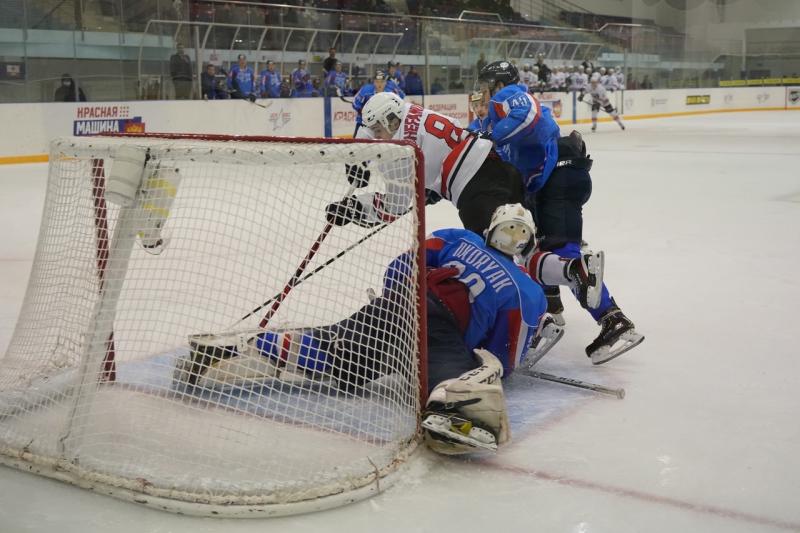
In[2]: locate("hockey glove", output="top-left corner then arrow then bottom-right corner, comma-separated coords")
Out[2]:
247,93 -> 257,103
345,162 -> 371,188
577,93 -> 584,102
326,195 -> 367,226
425,189 -> 443,206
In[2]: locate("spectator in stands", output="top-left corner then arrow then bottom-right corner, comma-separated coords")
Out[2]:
476,52 -> 487,76
431,77 -> 444,95
228,54 -> 255,99
201,63 -> 224,100
404,65 -> 423,95
291,59 -> 308,94
325,60 -> 349,96
259,60 -> 282,98
280,77 -> 292,98
535,53 -> 551,87
640,75 -> 653,89
293,72 -> 319,97
170,44 -> 193,99
390,61 -> 405,92
323,48 -> 337,74
54,74 -> 87,102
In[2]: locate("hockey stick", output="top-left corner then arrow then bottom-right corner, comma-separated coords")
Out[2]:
229,222 -> 390,329
258,182 -> 363,329
518,368 -> 625,399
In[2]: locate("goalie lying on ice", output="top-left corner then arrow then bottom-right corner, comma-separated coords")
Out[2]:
175,204 -> 584,454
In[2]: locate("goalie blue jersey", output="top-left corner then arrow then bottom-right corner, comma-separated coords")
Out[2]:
488,84 -> 561,193
425,228 -> 546,373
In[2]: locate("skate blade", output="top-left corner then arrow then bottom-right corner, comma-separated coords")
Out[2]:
586,251 -> 605,309
422,416 -> 498,452
525,322 -> 565,367
591,331 -> 644,365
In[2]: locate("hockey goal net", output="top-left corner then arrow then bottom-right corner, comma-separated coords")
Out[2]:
0,133 -> 427,516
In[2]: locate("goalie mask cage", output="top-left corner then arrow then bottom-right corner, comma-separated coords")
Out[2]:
0,134 -> 427,517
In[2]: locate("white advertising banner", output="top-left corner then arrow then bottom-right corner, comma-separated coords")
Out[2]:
0,87 -> 796,159
0,98 -> 324,158
785,87 -> 800,108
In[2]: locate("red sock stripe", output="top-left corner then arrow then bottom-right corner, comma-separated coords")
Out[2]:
279,333 -> 292,361
527,251 -> 549,284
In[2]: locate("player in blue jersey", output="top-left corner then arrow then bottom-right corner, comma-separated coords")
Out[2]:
324,60 -> 349,96
351,70 -> 404,136
467,91 -> 491,132
477,60 -> 643,364
227,54 -> 255,99
258,60 -> 281,98
175,204 -> 589,454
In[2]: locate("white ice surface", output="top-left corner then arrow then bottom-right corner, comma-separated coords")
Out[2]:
1,111 -> 799,533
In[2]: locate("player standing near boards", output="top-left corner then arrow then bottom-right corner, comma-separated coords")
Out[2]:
579,72 -> 626,132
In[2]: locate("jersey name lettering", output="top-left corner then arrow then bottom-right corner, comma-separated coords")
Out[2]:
403,104 -> 423,141
451,241 -> 513,292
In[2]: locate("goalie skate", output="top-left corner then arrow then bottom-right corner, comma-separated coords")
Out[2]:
525,314 -> 565,367
422,412 -> 498,453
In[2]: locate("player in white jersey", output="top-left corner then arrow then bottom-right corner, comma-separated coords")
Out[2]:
328,92 -> 525,236
519,64 -> 536,92
550,66 -> 566,91
573,66 -> 589,92
578,73 -> 625,132
615,67 -> 625,89
603,67 -> 621,91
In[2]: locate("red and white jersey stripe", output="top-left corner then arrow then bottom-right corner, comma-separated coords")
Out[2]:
357,103 -> 493,205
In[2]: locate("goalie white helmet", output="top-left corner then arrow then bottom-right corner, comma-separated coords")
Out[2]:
362,92 -> 405,138
484,203 -> 536,257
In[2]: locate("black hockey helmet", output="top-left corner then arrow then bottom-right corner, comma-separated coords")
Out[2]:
478,60 -> 520,87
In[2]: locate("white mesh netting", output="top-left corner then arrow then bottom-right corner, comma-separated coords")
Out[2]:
0,135 -> 425,516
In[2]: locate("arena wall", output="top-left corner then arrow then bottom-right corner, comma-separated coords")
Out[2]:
0,87 -> 797,163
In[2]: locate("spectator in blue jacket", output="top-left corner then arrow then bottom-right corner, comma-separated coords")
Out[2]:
404,65 -> 424,95
259,60 -> 281,98
227,54 -> 255,99
291,60 -> 308,93
325,60 -> 349,96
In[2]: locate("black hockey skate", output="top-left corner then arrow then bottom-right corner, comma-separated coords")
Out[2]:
586,306 -> 644,365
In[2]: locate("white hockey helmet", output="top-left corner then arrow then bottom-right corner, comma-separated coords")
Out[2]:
362,92 -> 405,137
590,72 -> 601,83
484,203 -> 536,257
599,67 -> 607,74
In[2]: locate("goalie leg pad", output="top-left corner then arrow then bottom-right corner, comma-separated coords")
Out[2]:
423,349 -> 510,455
174,330 -> 310,390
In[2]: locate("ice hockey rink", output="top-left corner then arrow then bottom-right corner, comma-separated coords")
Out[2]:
0,110 -> 798,533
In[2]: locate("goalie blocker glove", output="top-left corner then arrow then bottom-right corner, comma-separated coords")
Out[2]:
345,162 -> 371,188
325,195 -> 377,228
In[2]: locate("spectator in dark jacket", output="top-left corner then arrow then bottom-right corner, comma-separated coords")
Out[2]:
54,74 -> 87,102
323,48 -> 337,74
170,44 -> 193,99
201,63 -> 226,99
404,65 -> 424,95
